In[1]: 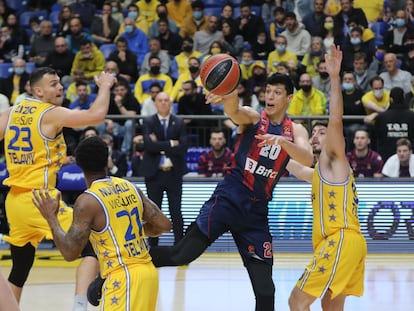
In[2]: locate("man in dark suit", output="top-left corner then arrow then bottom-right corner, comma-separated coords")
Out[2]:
141,92 -> 188,246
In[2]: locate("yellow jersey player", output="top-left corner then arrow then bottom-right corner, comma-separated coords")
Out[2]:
0,67 -> 116,307
256,45 -> 367,310
32,136 -> 171,310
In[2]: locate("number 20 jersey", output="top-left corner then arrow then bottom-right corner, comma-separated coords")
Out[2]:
3,98 -> 66,189
87,177 -> 152,277
226,111 -> 294,200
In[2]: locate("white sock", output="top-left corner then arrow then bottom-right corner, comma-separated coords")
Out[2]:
73,295 -> 88,311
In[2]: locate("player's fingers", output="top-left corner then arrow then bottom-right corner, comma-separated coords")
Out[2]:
32,189 -> 40,204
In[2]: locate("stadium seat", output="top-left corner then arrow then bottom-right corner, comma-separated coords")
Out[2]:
51,2 -> 62,12
26,62 -> 35,74
0,63 -> 13,78
5,0 -> 28,14
204,7 -> 222,17
19,10 -> 49,29
170,59 -> 179,81
99,43 -> 116,59
203,0 -> 227,8
49,11 -> 60,27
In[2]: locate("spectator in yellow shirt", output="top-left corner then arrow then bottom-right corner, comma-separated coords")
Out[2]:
118,3 -> 149,35
166,0 -> 192,28
174,37 -> 202,76
267,35 -> 298,75
70,39 -> 105,82
288,73 -> 327,122
136,0 -> 160,24
362,76 -> 390,124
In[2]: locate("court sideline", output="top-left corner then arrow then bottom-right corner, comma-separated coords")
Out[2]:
1,251 -> 413,311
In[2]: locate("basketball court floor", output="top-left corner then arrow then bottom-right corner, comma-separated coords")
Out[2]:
1,250 -> 413,311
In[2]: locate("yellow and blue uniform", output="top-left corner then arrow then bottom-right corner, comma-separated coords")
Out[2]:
296,164 -> 367,299
87,177 -> 158,311
3,98 -> 73,247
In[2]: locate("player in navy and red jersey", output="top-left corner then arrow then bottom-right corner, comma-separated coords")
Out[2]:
88,74 -> 313,310
198,128 -> 235,177
346,129 -> 383,177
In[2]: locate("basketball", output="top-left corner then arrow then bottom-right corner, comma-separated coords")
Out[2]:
200,54 -> 241,96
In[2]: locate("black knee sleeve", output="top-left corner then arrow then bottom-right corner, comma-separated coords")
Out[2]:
246,257 -> 275,311
8,243 -> 36,287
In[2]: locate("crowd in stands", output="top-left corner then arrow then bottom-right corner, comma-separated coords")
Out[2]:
0,0 -> 414,178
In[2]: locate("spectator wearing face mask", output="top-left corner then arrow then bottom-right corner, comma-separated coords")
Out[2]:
118,3 -> 149,35
149,3 -> 178,38
174,37 -> 202,76
178,0 -> 208,39
134,55 -> 173,104
0,58 -> 29,104
342,26 -> 375,72
118,17 -> 150,68
312,59 -> 331,102
171,56 -> 203,102
361,76 -> 390,125
287,72 -> 327,124
70,39 -> 105,83
266,35 -> 298,76
384,9 -> 414,58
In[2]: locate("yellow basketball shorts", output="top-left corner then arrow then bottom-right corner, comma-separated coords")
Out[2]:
100,262 -> 158,311
3,187 -> 73,248
296,229 -> 367,299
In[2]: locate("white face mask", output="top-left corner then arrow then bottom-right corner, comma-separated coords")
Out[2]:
373,89 -> 384,98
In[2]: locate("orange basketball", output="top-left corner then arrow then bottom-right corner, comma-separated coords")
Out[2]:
200,54 -> 241,96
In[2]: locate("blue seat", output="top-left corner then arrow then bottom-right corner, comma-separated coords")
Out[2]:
19,10 -> 49,28
56,163 -> 86,192
0,63 -> 13,78
5,0 -> 28,14
170,58 -> 178,81
26,62 -> 35,74
204,7 -> 222,17
99,43 -> 116,59
51,2 -> 62,12
203,0 -> 227,8
49,11 -> 60,27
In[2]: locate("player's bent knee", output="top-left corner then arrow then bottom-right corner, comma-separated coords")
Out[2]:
8,243 -> 36,287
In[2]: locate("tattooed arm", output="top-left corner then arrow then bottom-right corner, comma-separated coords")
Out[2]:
137,187 -> 171,237
32,189 -> 98,261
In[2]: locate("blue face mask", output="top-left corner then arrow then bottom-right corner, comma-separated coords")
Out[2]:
275,45 -> 286,53
350,37 -> 361,45
375,52 -> 384,61
14,68 -> 24,75
112,7 -> 118,13
241,60 -> 253,66
395,18 -> 406,27
193,11 -> 202,20
125,25 -> 134,33
127,11 -> 138,20
342,82 -> 354,91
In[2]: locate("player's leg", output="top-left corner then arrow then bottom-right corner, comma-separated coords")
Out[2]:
73,255 -> 99,311
145,177 -> 165,247
165,175 -> 184,244
245,257 -> 275,311
8,243 -> 36,302
321,290 -> 346,311
0,270 -> 19,311
288,287 -> 317,311
150,221 -> 210,267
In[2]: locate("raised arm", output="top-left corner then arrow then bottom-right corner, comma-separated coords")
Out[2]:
137,187 -> 171,237
45,72 -> 117,129
206,90 -> 260,126
322,45 -> 346,160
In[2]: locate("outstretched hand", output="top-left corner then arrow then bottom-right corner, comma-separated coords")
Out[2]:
205,89 -> 238,106
94,71 -> 117,89
255,133 -> 286,147
325,45 -> 342,78
32,188 -> 61,221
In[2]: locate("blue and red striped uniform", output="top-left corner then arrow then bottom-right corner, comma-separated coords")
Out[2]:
197,147 -> 235,177
346,149 -> 383,177
196,111 -> 294,264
